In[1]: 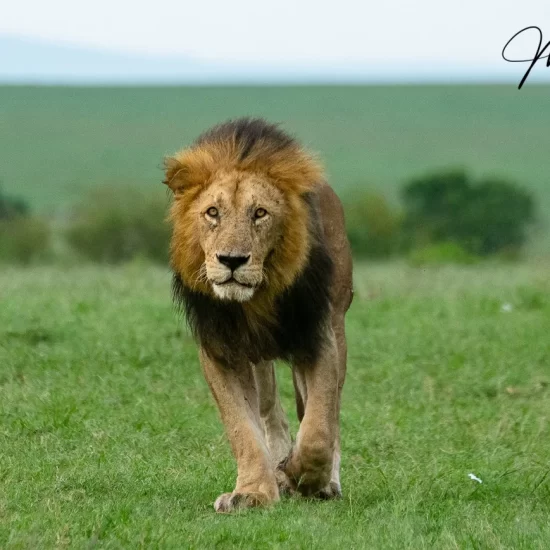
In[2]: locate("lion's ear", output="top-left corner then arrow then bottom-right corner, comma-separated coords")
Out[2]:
163,147 -> 215,193
163,156 -> 186,194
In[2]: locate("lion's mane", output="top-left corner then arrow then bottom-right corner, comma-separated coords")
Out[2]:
166,118 -> 334,364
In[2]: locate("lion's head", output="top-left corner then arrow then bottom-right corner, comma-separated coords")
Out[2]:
164,118 -> 323,303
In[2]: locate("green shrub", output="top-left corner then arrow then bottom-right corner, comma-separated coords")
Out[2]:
65,186 -> 171,264
0,184 -> 29,221
345,191 -> 401,258
401,169 -> 469,249
408,242 -> 479,267
402,169 -> 535,256
0,216 -> 51,264
459,178 -> 535,256
0,185 -> 50,264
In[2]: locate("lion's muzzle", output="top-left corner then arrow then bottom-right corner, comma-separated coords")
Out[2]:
208,253 -> 263,302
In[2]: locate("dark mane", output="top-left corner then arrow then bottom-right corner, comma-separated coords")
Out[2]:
194,117 -> 296,162
169,118 -> 332,365
172,242 -> 333,366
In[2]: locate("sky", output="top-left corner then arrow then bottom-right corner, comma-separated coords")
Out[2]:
1,0 -> 549,82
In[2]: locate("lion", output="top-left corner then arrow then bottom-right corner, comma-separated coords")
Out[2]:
163,118 -> 353,512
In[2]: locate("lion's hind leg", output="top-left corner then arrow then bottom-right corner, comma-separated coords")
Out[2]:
318,311 -> 348,499
253,361 -> 292,466
253,361 -> 293,495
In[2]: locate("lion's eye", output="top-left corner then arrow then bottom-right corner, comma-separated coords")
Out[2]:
254,208 -> 267,219
206,207 -> 218,218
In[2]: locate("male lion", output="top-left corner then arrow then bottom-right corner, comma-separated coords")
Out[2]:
164,118 -> 353,512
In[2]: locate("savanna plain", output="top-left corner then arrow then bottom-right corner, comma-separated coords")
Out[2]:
1,85 -> 550,549
2,263 -> 550,548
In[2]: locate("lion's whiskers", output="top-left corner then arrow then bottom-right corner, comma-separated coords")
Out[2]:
190,263 -> 207,289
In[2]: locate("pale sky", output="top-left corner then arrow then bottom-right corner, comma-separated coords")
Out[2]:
1,0 -> 549,64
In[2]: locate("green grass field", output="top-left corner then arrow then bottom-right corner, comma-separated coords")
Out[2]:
1,85 -> 550,236
2,262 -> 550,548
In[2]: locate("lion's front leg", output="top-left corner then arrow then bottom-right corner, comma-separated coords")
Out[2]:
282,326 -> 340,496
253,361 -> 292,467
200,349 -> 279,512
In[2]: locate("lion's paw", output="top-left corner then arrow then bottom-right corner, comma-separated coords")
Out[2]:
278,450 -> 332,497
318,480 -> 342,500
213,491 -> 271,513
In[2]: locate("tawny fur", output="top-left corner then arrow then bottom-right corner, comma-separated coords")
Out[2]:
164,118 -> 353,512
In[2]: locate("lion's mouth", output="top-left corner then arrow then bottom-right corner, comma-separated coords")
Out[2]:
216,277 -> 255,289
211,277 -> 258,302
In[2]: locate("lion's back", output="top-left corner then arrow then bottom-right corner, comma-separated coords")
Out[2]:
316,182 -> 353,314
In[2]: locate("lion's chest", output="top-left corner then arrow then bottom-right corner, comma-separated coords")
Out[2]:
174,243 -> 333,366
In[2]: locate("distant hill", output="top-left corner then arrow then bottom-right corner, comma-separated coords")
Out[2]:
0,35 -> 232,83
0,34 -> 540,84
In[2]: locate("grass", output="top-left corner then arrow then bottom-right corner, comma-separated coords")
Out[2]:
1,261 -> 550,548
1,85 -> 550,230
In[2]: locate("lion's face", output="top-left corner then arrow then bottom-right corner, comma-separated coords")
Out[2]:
166,118 -> 322,304
194,172 -> 286,302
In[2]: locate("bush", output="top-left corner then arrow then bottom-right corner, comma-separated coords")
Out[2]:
65,186 -> 171,264
0,184 -> 30,221
345,191 -> 401,258
0,185 -> 50,264
408,242 -> 479,267
402,169 -> 535,256
460,178 -> 535,256
0,216 -> 51,265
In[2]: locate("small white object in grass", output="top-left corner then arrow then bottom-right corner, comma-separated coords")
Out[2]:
468,473 -> 483,484
501,303 -> 513,313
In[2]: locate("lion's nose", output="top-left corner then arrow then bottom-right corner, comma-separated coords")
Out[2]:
217,254 -> 250,271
